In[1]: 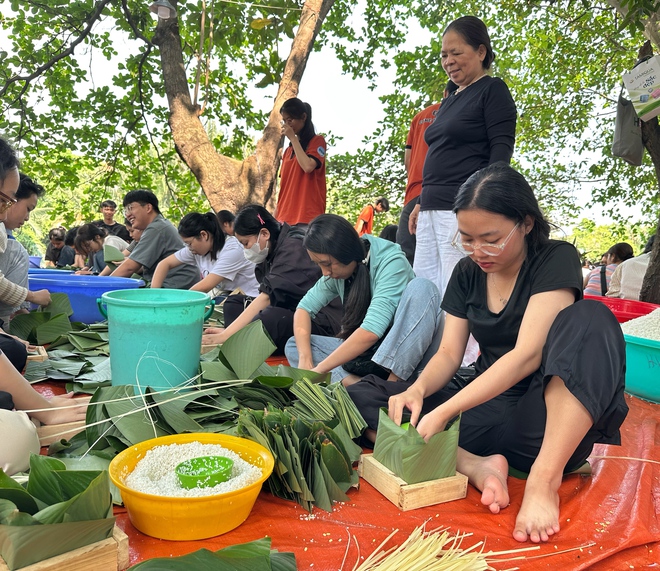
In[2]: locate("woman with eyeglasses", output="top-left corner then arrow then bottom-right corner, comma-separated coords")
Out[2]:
274,98 -> 327,226
0,141 -> 51,315
151,212 -> 259,301
0,137 -> 89,476
73,223 -> 129,275
348,163 -> 627,545
202,204 -> 341,354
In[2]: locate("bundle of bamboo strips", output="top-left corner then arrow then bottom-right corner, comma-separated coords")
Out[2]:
348,525 -> 539,571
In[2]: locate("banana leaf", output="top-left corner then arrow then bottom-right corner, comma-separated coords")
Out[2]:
219,320 -> 276,378
128,537 -> 296,571
373,409 -> 460,485
23,361 -> 50,383
200,360 -> 239,382
0,455 -> 114,570
40,293 -> 74,318
103,244 -> 125,263
8,312 -> 49,343
0,518 -> 114,570
148,388 -> 204,433
36,313 -> 73,345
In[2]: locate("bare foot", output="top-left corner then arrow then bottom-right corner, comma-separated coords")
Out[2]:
513,478 -> 561,543
459,451 -> 510,514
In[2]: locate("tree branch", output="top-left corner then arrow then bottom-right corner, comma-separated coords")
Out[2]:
121,0 -> 153,46
0,0 -> 114,99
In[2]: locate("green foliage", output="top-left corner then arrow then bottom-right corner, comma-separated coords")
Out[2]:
566,218 -> 655,261
3,0 -> 660,231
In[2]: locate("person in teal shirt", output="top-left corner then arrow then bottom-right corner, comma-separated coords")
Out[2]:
285,214 -> 443,385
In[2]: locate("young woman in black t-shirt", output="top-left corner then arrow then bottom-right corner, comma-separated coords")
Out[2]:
348,163 -> 627,544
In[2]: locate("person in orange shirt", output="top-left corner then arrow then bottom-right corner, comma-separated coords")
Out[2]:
275,98 -> 327,226
354,197 -> 389,237
397,80 -> 457,265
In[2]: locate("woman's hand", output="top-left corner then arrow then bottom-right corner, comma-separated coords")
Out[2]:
75,268 -> 93,275
388,385 -> 424,427
298,355 -> 315,371
26,289 -> 51,306
408,203 -> 421,235
281,123 -> 296,142
204,327 -> 224,335
415,406 -> 451,442
202,328 -> 225,345
40,392 -> 91,425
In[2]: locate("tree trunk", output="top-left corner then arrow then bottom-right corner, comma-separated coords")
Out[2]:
152,0 -> 335,213
636,43 -> 660,304
608,4 -> 660,303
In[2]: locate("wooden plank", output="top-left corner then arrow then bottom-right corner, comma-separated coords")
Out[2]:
359,454 -> 468,511
201,344 -> 219,355
27,346 -> 48,362
36,420 -> 86,446
114,526 -> 130,571
0,524 -> 129,571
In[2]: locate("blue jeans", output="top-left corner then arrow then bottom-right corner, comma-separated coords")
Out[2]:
285,277 -> 443,383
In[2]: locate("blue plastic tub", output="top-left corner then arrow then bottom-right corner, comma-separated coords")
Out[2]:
624,333 -> 660,404
28,274 -> 144,323
28,256 -> 42,268
28,268 -> 74,275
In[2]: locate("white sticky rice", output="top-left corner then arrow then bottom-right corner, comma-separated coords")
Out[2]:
621,308 -> 660,341
123,442 -> 262,497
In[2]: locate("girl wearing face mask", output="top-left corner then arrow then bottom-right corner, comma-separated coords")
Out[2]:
151,212 -> 259,301
202,205 -> 341,354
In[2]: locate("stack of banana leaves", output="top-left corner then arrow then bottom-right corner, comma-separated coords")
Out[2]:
0,455 -> 114,570
48,321 -> 367,513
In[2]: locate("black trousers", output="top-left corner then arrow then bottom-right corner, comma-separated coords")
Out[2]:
395,197 -> 418,267
348,300 -> 629,474
0,336 -> 28,373
223,295 -> 339,356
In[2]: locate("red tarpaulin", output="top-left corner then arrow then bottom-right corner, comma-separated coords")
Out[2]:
35,381 -> 659,569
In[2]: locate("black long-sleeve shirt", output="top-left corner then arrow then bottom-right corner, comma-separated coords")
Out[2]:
421,75 -> 517,211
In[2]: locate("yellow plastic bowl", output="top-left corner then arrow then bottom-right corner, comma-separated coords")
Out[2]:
108,433 -> 274,540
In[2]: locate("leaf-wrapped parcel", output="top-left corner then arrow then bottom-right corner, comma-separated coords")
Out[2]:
373,409 -> 460,485
0,454 -> 114,570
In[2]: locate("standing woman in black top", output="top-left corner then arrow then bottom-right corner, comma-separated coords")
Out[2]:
409,16 -> 517,364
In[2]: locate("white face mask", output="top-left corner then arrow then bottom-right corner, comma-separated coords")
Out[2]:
243,234 -> 269,264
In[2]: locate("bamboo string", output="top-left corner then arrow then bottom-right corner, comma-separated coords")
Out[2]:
590,455 -> 660,466
347,524 -> 550,571
28,375 -> 251,442
24,377 -> 250,414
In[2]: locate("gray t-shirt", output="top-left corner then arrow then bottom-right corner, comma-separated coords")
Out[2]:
0,238 -> 29,330
129,215 -> 198,289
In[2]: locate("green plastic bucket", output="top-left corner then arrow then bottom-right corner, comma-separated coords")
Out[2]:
98,289 -> 214,392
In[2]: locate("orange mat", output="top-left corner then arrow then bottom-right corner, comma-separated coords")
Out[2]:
36,381 -> 659,569
107,394 -> 659,570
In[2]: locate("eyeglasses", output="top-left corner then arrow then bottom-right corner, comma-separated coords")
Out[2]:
0,190 -> 18,214
451,223 -> 521,257
123,203 -> 142,217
